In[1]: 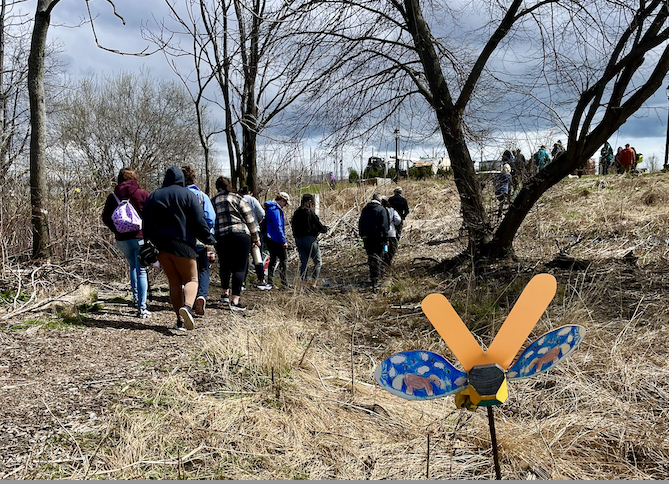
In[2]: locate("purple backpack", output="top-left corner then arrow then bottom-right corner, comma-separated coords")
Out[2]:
111,193 -> 142,233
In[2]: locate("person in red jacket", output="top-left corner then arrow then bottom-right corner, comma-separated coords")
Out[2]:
618,144 -> 635,174
101,168 -> 151,319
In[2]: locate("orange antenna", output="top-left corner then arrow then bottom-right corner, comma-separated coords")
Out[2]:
485,273 -> 557,369
421,294 -> 484,371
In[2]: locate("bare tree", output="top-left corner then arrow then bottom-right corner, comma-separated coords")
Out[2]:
28,0 -> 151,259
56,71 -> 204,191
309,0 -> 669,261
28,0 -> 59,259
146,0 -> 345,195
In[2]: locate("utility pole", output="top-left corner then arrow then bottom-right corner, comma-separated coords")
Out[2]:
394,129 -> 400,183
665,85 -> 669,170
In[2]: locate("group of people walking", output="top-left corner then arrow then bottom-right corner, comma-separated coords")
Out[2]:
600,141 -> 643,175
358,187 -> 409,291
103,165 -> 341,332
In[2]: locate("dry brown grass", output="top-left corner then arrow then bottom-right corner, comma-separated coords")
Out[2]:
5,173 -> 669,479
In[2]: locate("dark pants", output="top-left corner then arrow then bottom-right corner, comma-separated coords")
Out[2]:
384,236 -> 398,266
266,237 -> 288,286
363,236 -> 385,284
396,220 -> 404,239
216,233 -> 251,297
195,246 -> 210,299
295,235 -> 322,281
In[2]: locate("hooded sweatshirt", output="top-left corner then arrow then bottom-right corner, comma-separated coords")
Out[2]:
143,166 -> 215,257
101,179 -> 150,241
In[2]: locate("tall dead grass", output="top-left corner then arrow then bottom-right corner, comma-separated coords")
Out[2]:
15,174 -> 669,478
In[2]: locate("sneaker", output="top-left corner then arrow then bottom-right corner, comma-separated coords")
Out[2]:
241,284 -> 247,291
257,283 -> 272,291
219,294 -> 230,304
138,309 -> 152,319
230,301 -> 246,312
172,322 -> 186,332
179,305 -> 195,330
194,296 -> 206,316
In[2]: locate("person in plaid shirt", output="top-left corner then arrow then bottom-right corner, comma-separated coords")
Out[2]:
211,176 -> 260,311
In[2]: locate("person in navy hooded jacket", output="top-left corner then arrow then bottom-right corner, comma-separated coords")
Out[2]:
143,166 -> 216,331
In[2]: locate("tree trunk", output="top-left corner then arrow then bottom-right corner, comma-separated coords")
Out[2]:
242,115 -> 257,195
28,0 -> 58,260
404,0 -> 492,256
0,0 -> 6,173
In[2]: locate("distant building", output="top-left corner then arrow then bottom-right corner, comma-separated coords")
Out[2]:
412,156 -> 450,174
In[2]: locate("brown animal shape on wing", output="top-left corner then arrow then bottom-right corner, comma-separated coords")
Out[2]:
403,373 -> 442,396
533,346 -> 561,372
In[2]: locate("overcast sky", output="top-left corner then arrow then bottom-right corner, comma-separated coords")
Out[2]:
45,0 -> 669,171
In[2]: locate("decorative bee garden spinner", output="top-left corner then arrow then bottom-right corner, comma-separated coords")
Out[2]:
374,274 -> 585,479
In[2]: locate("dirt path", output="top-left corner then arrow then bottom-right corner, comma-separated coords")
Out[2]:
0,286 -> 250,479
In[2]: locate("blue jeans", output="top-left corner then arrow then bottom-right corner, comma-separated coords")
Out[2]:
295,236 -> 321,281
116,239 -> 148,311
195,246 -> 210,299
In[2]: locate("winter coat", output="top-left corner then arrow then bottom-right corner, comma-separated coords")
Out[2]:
385,206 -> 401,239
291,207 -> 327,239
388,194 -> 409,220
186,184 -> 215,233
619,148 -> 635,167
243,194 -> 265,226
143,166 -> 215,253
264,200 -> 287,244
359,200 -> 389,239
101,179 -> 150,241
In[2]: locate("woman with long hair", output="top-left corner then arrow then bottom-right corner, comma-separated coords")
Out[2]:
290,193 -> 328,288
101,168 -> 151,318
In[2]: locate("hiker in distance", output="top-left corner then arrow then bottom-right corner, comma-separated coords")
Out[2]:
291,193 -> 329,289
359,193 -> 390,292
143,166 -> 216,331
211,177 -> 261,312
388,187 -> 409,238
101,168 -> 151,319
381,196 -> 401,267
182,165 -> 216,317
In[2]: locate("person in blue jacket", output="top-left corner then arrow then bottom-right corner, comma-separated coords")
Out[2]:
264,191 -> 291,289
143,166 -> 216,331
182,165 -> 215,317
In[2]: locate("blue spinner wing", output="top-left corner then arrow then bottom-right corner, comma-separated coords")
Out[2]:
374,350 -> 468,401
506,325 -> 585,380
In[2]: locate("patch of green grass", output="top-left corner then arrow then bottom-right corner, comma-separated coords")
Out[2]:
145,394 -> 180,408
565,211 -> 579,218
12,316 -> 85,331
140,359 -> 156,367
387,280 -> 406,293
0,290 -> 30,302
77,302 -> 105,313
11,319 -> 45,331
